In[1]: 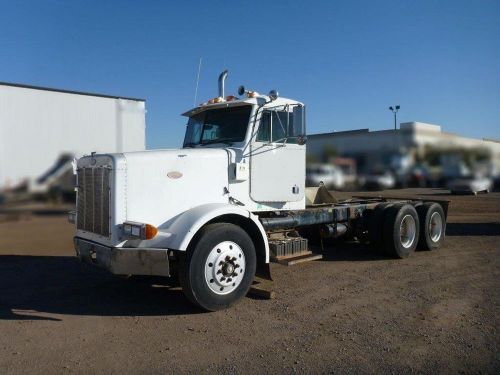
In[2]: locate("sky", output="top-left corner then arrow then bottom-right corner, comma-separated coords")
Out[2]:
0,0 -> 499,149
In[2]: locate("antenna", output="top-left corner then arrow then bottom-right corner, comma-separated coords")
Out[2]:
193,57 -> 202,106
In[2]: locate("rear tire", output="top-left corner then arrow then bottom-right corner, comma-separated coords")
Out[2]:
416,203 -> 445,250
178,223 -> 256,311
383,204 -> 420,258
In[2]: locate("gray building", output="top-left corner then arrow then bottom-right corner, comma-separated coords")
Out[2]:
307,122 -> 500,174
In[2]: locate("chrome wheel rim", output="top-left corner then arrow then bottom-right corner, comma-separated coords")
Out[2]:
429,211 -> 443,242
400,214 -> 417,249
204,241 -> 246,295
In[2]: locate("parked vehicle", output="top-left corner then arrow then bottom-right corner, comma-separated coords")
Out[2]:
359,170 -> 396,190
331,157 -> 357,187
70,71 -> 449,311
306,163 -> 345,190
30,153 -> 76,202
448,176 -> 492,195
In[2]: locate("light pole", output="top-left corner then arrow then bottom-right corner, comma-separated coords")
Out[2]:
389,105 -> 400,130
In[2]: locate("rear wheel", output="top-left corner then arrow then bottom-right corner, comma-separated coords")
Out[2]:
383,204 -> 420,258
416,203 -> 445,250
178,223 -> 256,311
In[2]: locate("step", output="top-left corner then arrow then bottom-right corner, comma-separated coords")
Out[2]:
275,252 -> 323,266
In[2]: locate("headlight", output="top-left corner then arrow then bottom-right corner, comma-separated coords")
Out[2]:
122,221 -> 158,240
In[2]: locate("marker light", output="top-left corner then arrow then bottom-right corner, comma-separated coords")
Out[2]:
122,221 -> 158,240
207,97 -> 225,104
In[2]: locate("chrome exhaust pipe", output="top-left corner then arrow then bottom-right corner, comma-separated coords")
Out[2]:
218,70 -> 228,98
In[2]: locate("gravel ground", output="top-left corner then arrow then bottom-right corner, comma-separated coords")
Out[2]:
0,188 -> 499,374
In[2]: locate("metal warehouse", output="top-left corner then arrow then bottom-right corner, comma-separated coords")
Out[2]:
0,82 -> 146,190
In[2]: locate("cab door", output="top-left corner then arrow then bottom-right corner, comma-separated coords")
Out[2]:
249,105 -> 306,203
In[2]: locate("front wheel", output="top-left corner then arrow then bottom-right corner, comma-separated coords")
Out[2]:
178,223 -> 256,311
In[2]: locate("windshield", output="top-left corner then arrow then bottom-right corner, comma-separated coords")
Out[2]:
183,105 -> 252,147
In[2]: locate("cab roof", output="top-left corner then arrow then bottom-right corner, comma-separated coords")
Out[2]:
182,96 -> 302,117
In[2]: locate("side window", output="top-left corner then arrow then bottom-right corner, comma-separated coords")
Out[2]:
256,112 -> 271,142
256,110 -> 297,143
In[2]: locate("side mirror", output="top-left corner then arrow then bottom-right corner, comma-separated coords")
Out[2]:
297,135 -> 307,145
238,86 -> 245,96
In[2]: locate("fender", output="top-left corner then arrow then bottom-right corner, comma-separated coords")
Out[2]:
137,203 -> 270,263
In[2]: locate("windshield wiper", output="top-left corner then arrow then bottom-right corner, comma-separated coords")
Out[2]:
183,142 -> 199,148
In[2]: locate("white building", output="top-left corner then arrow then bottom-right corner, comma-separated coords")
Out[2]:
307,122 -> 500,173
0,82 -> 146,189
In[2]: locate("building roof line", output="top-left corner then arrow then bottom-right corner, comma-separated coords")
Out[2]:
0,81 -> 145,102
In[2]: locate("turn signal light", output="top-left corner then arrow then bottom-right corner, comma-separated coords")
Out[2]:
145,224 -> 158,240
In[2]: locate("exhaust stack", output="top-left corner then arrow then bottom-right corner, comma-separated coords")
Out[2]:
218,70 -> 228,98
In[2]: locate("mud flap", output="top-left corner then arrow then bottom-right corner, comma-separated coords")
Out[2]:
256,261 -> 272,281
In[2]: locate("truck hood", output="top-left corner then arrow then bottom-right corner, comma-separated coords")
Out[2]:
76,148 -> 231,246
119,148 -> 231,227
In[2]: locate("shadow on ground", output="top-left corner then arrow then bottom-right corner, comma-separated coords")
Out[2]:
0,255 -> 199,321
314,241 -> 394,262
446,223 -> 500,236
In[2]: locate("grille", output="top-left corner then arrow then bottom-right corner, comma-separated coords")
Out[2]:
77,167 -> 111,237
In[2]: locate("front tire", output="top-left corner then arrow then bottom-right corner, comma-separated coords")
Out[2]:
178,223 -> 256,311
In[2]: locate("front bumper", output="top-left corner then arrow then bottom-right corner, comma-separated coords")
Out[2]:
74,237 -> 170,277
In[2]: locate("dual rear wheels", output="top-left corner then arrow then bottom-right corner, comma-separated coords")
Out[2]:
372,202 -> 445,258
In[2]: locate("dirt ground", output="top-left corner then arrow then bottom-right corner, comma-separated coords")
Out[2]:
0,188 -> 499,374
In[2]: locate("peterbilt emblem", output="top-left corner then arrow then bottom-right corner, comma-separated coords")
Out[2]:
167,171 -> 183,179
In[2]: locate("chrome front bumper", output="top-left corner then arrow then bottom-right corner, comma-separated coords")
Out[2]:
74,237 -> 170,277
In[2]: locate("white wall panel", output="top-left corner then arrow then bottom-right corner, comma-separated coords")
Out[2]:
0,85 -> 145,188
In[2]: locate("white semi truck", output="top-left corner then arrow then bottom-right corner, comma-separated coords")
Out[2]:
70,71 -> 449,311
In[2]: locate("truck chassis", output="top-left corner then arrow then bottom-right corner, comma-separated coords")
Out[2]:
76,189 -> 449,311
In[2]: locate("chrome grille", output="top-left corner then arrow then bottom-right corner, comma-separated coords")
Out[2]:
77,167 -> 111,237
